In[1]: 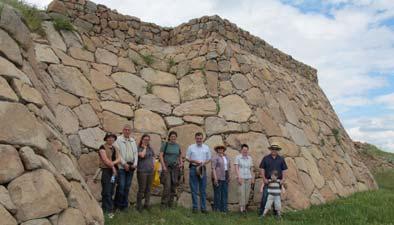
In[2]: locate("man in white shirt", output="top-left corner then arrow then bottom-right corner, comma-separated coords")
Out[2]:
113,124 -> 138,211
186,132 -> 211,213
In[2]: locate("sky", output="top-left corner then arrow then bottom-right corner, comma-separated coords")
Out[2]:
28,0 -> 394,153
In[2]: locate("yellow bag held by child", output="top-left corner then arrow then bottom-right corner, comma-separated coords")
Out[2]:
152,158 -> 161,189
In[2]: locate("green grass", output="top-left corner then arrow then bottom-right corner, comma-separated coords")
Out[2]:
142,54 -> 154,65
106,169 -> 394,225
53,16 -> 74,31
0,0 -> 45,36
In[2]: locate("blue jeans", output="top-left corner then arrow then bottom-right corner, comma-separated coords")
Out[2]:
213,180 -> 228,212
114,169 -> 134,209
101,168 -> 115,212
189,166 -> 207,210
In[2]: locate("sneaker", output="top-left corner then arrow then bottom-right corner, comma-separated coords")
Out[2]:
192,208 -> 198,213
107,213 -> 115,219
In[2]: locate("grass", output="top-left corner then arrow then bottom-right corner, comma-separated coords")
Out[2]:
0,0 -> 45,36
331,128 -> 341,145
53,16 -> 74,31
168,58 -> 176,68
142,54 -> 154,65
106,169 -> 394,225
146,83 -> 153,94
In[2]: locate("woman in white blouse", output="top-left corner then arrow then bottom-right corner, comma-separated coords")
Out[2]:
234,144 -> 255,215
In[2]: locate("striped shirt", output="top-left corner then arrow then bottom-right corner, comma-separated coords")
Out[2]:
267,179 -> 282,196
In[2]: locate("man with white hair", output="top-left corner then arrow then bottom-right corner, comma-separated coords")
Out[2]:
113,124 -> 138,211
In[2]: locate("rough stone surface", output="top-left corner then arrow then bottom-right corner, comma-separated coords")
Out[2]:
173,98 -> 217,116
0,186 -> 17,214
90,69 -> 116,91
0,103 -> 47,150
48,64 -> 97,99
20,219 -> 51,225
100,101 -> 134,118
205,116 -> 242,136
0,29 -> 22,66
0,204 -> 17,225
8,169 -> 68,222
152,86 -> 180,105
141,68 -> 176,86
12,79 -> 45,107
42,21 -> 67,51
67,181 -> 104,225
55,105 -> 79,134
179,72 -> 207,101
58,208 -> 85,225
73,104 -> 100,128
140,94 -> 172,115
34,44 -> 60,64
219,95 -> 252,122
78,127 -> 106,149
0,56 -> 31,84
95,48 -> 118,66
102,111 -> 130,134
0,5 -> 31,49
111,72 -> 147,97
0,76 -> 18,102
134,109 -> 167,136
19,146 -> 41,170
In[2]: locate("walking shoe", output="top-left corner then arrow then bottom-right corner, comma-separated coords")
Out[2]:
107,213 -> 114,219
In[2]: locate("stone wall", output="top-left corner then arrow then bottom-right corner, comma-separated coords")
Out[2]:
0,0 -> 378,223
48,0 -> 317,83
0,4 -> 104,225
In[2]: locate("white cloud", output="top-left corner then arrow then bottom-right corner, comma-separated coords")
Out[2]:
375,93 -> 394,109
26,0 -> 394,151
347,115 -> 394,152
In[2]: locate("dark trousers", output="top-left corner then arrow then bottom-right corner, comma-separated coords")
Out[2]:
189,166 -> 207,210
161,167 -> 179,206
136,171 -> 154,209
114,169 -> 134,210
259,185 -> 277,215
101,168 -> 115,212
213,179 -> 228,212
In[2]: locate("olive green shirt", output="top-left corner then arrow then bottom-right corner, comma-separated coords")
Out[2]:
160,142 -> 180,166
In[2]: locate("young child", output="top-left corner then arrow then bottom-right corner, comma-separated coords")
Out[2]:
259,170 -> 285,219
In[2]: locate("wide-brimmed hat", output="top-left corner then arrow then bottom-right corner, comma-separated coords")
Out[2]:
268,143 -> 282,151
103,133 -> 117,141
214,145 -> 227,152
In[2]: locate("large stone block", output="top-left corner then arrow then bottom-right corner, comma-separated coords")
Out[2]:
219,95 -> 251,122
8,169 -> 68,222
0,103 -> 47,150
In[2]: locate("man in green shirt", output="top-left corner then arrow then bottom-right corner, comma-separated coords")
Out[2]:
160,131 -> 183,208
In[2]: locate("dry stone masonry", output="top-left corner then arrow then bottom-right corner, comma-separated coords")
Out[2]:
0,0 -> 377,223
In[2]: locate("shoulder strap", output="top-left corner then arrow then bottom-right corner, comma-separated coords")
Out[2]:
164,142 -> 168,155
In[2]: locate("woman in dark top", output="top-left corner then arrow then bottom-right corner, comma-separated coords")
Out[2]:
136,134 -> 155,212
160,131 -> 183,208
98,133 -> 120,218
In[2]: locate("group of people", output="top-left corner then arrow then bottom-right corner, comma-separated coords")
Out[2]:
98,124 -> 288,220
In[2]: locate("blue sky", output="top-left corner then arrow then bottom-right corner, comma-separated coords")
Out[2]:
29,0 -> 394,152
